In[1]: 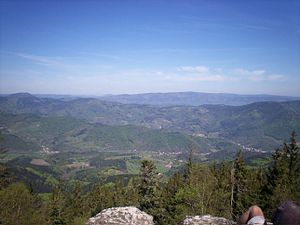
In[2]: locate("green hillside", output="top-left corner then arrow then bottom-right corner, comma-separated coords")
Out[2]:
0,113 -> 237,154
1,93 -> 299,151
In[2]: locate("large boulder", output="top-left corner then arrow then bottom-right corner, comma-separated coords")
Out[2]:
86,206 -> 154,225
183,215 -> 235,225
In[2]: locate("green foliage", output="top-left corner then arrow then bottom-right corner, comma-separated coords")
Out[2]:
0,183 -> 49,225
0,112 -> 238,154
211,162 -> 231,218
138,160 -> 160,210
0,131 -> 299,224
231,151 -> 248,220
262,131 -> 300,217
2,93 -> 300,152
174,165 -> 217,221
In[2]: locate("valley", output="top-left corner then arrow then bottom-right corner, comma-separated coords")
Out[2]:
0,92 -> 299,193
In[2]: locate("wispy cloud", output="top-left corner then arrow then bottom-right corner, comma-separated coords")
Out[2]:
13,52 -> 81,71
11,52 -> 111,73
142,26 -> 192,34
15,53 -> 64,67
140,47 -> 262,53
77,52 -> 139,63
175,65 -> 224,82
179,15 -> 274,31
177,66 -> 209,73
174,65 -> 283,83
179,74 -> 224,82
233,68 -> 283,81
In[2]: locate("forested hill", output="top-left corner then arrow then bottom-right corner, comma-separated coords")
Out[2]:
1,93 -> 300,151
99,92 -> 300,106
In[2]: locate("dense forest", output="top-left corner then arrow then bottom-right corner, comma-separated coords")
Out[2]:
0,131 -> 299,225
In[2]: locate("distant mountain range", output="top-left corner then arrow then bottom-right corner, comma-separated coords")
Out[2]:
2,92 -> 299,106
0,113 -> 238,154
98,92 -> 300,106
1,92 -> 299,152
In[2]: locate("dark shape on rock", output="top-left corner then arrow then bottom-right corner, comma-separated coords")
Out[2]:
86,206 -> 154,225
272,201 -> 300,225
183,215 -> 235,225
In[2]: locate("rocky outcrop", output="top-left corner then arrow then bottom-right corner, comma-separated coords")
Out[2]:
183,215 -> 235,225
86,206 -> 154,225
86,207 -> 237,225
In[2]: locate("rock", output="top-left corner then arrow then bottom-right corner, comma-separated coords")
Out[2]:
86,206 -> 154,225
183,215 -> 235,225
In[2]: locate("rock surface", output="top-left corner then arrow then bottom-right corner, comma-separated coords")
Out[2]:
183,215 -> 235,225
86,206 -> 154,225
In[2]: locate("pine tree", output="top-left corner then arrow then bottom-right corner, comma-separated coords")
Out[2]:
231,150 -> 248,220
160,171 -> 184,225
86,184 -> 115,217
124,177 -> 140,206
211,161 -> 231,218
0,182 -> 48,225
138,160 -> 160,220
65,182 -> 86,221
184,148 -> 194,184
49,182 -> 67,225
263,131 -> 300,217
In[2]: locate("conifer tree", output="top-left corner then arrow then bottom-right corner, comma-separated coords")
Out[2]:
211,161 -> 231,218
231,150 -> 248,220
138,160 -> 160,220
65,182 -> 86,222
160,171 -> 184,225
50,182 -> 67,225
263,131 -> 300,217
184,148 -> 194,184
0,182 -> 48,225
124,177 -> 139,206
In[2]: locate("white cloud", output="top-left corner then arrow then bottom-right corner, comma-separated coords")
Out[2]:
192,75 -> 224,81
177,66 -> 209,73
267,74 -> 283,80
233,68 -> 282,82
15,53 -> 62,67
234,68 -> 265,76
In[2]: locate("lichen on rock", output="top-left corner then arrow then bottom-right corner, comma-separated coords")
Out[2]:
183,215 -> 235,225
86,206 -> 154,225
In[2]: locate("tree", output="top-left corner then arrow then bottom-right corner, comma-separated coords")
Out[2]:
211,161 -> 231,218
184,148 -> 194,184
64,182 -> 87,223
0,134 -> 12,190
159,171 -> 184,225
138,160 -> 161,220
0,182 -> 48,225
231,150 -> 248,220
263,131 -> 300,217
172,164 -> 217,223
123,177 -> 139,206
49,182 -> 67,225
86,184 -> 115,217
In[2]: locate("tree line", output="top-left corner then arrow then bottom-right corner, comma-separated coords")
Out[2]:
0,132 -> 299,225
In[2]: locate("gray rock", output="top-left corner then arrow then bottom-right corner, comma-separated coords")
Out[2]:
183,215 -> 235,225
86,206 -> 154,225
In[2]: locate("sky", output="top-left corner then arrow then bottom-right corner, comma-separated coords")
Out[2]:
0,0 -> 299,96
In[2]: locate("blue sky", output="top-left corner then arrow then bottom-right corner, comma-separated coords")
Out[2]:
0,0 -> 299,96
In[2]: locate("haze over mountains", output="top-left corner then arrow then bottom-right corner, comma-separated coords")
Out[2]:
3,92 -> 299,106
1,92 -> 299,154
99,92 -> 300,106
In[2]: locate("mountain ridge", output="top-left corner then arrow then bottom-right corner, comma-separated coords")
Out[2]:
2,92 -> 300,106
1,93 -> 299,151
98,91 -> 300,106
